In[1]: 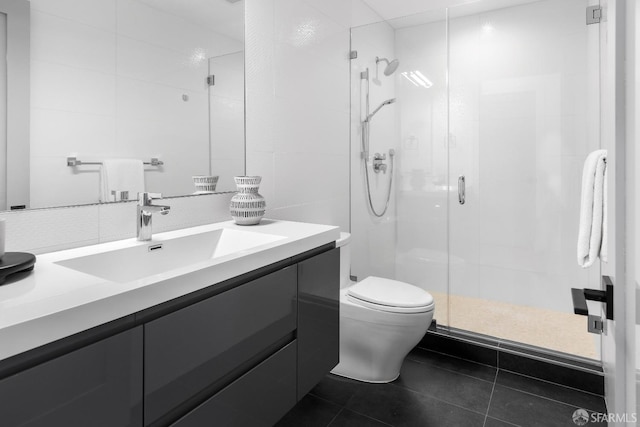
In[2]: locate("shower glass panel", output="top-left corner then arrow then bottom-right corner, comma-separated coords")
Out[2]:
393,12 -> 449,328
350,0 -> 601,361
350,20 -> 400,283
208,52 -> 245,193
447,0 -> 601,359
350,11 -> 450,327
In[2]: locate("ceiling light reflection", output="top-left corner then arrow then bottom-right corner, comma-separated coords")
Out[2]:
401,70 -> 433,89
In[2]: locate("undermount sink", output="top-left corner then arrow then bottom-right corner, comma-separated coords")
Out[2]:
55,228 -> 286,283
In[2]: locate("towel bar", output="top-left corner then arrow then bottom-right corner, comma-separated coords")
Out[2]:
67,157 -> 164,167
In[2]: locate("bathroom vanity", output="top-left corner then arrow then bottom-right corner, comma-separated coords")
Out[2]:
0,220 -> 340,426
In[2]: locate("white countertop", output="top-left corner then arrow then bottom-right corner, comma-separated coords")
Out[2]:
0,219 -> 340,361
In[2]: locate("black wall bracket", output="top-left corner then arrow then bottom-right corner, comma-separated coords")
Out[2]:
571,276 -> 614,321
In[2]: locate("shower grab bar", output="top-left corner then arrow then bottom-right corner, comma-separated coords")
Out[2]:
458,175 -> 465,205
67,156 -> 164,167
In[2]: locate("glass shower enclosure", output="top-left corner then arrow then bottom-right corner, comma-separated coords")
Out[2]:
350,0 -> 602,361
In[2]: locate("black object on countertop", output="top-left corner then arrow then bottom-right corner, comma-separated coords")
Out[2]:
0,252 -> 36,285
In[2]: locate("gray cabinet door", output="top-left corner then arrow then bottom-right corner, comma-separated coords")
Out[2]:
297,248 -> 340,400
144,266 -> 297,426
0,327 -> 143,427
172,341 -> 297,427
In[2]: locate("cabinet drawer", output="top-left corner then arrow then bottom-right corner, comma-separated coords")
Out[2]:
144,266 -> 297,426
172,341 -> 297,427
0,327 -> 143,427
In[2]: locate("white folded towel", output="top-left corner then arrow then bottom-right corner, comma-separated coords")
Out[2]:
100,159 -> 145,202
577,149 -> 608,268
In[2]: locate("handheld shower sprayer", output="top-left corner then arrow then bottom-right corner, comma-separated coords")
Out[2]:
365,98 -> 396,123
362,98 -> 396,163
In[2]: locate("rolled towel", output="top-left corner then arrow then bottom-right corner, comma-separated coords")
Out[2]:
577,149 -> 607,268
100,159 -> 145,202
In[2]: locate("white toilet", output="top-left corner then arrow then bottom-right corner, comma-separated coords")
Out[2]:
331,232 -> 435,383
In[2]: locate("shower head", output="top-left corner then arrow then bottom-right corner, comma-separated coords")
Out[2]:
376,56 -> 400,76
365,98 -> 396,122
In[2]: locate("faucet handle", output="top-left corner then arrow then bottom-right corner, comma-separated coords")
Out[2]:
138,192 -> 162,204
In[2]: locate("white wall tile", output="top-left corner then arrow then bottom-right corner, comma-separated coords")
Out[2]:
150,193 -> 234,233
116,0 -> 241,58
273,98 -> 348,155
0,205 -> 100,254
30,0 -> 117,31
273,42 -> 349,111
303,0 -> 353,29
115,76 -> 207,124
273,153 -> 346,208
245,92 -> 276,153
31,61 -> 116,115
116,35 -> 207,92
210,99 -> 244,158
31,10 -> 116,73
270,197 -> 349,231
30,156 -> 102,208
30,108 -> 116,158
245,151 -> 275,208
245,0 -> 351,234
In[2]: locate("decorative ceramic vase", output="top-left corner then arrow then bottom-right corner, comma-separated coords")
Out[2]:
230,176 -> 266,225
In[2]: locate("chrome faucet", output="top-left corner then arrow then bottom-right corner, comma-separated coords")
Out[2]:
137,192 -> 170,241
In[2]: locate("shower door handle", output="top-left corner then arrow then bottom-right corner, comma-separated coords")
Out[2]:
458,175 -> 465,205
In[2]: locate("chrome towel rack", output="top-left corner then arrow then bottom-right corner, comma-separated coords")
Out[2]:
67,157 -> 164,167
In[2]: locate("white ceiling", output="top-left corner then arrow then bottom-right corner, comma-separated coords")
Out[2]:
361,0 -> 476,21
360,0 -> 543,28
137,0 -> 244,41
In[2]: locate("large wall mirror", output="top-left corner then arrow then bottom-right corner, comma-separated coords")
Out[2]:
1,0 -> 244,211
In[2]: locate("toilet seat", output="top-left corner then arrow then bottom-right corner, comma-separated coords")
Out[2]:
347,276 -> 435,314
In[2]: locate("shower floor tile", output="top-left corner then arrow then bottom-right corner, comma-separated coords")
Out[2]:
430,292 -> 599,360
276,349 -> 607,427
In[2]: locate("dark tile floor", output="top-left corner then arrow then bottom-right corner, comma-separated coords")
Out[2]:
276,348 -> 608,427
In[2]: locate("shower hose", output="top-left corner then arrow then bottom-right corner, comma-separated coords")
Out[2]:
362,121 -> 394,218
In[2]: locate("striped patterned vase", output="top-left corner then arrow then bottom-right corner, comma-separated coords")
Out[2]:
229,176 -> 266,225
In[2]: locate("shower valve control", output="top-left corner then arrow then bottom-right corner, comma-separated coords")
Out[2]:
373,153 -> 388,174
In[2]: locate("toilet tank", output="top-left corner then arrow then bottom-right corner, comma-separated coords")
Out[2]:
336,232 -> 352,289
